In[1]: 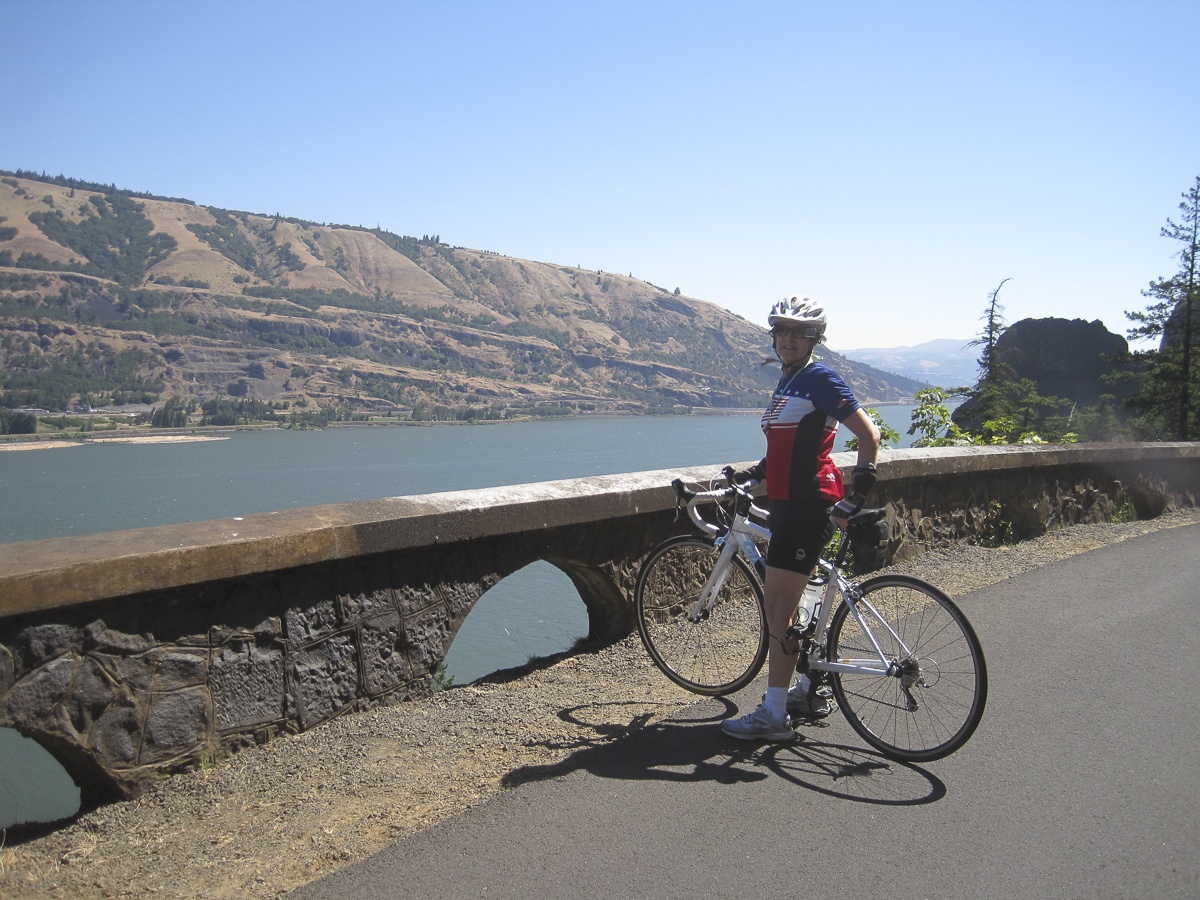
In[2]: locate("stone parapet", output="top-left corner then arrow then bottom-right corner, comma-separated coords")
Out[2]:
1,442 -> 1197,801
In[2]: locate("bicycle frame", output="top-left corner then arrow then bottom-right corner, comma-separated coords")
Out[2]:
680,481 -> 909,681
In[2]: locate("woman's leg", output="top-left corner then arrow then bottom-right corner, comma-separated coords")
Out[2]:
763,565 -> 809,689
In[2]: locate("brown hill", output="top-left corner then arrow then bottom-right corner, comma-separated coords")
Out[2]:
0,172 -> 926,421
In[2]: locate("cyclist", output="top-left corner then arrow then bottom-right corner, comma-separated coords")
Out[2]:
721,295 -> 881,741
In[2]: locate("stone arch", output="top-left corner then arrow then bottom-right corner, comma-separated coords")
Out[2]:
442,561 -> 592,682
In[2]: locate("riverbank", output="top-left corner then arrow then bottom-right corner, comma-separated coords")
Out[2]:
0,435 -> 232,451
3,507 -> 1197,899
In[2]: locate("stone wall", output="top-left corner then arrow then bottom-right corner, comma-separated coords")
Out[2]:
1,443 -> 1197,803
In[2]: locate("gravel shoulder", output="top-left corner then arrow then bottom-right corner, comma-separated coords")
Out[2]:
3,508 -> 1198,899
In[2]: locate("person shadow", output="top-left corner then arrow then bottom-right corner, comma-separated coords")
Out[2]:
501,697 -> 946,806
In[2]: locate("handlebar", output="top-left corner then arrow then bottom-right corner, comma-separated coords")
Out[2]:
669,475 -> 887,540
670,476 -> 767,537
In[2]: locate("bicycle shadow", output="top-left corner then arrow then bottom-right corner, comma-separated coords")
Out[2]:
501,699 -> 945,806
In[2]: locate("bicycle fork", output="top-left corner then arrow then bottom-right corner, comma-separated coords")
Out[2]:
686,535 -> 741,622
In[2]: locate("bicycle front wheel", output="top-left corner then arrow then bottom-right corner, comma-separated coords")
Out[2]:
828,574 -> 987,762
634,535 -> 767,696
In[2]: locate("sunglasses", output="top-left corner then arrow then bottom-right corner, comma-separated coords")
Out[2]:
771,324 -> 816,339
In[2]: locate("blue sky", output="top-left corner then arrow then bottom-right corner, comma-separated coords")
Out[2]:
3,1 -> 1198,351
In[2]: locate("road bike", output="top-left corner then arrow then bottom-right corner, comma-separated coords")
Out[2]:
634,474 -> 987,762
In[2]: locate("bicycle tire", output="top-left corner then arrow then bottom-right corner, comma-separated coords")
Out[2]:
634,535 -> 768,696
827,574 -> 987,762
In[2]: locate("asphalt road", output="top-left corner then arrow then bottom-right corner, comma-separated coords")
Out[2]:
293,525 -> 1200,899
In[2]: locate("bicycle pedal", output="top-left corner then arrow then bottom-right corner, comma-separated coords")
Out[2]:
784,622 -> 815,641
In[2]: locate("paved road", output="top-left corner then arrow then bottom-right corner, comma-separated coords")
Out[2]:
293,525 -> 1200,899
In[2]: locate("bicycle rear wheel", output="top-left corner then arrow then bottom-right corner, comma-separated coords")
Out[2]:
827,574 -> 987,762
635,535 -> 767,696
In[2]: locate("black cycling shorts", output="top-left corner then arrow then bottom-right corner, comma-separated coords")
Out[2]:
767,495 -> 835,574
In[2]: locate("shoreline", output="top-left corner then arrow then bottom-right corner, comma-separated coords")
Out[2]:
0,434 -> 232,451
0,398 -> 930,451
0,408 -> 766,450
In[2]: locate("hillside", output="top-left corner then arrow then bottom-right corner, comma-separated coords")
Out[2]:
0,171 -> 926,422
841,338 -> 978,390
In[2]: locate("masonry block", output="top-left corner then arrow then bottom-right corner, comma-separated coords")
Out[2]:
291,633 -> 357,729
211,642 -> 286,731
358,610 -> 408,696
5,655 -> 77,730
142,686 -> 211,761
285,597 -> 341,649
92,701 -> 142,767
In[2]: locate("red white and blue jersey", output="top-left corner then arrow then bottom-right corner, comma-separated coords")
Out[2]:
761,360 -> 861,503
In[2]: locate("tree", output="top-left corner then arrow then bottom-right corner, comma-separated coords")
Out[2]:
908,388 -> 976,446
1125,175 -> 1200,440
967,278 -> 1011,385
151,396 -> 190,428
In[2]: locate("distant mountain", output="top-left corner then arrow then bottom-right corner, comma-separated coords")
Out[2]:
0,170 -> 925,418
839,338 -> 978,390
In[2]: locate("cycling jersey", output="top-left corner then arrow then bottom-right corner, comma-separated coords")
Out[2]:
761,359 -> 861,503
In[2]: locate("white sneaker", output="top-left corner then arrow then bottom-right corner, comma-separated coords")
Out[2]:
720,704 -> 796,741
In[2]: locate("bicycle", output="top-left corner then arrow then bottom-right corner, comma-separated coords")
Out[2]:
634,473 -> 987,762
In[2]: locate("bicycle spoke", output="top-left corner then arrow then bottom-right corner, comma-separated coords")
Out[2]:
635,536 -> 767,696
829,575 -> 987,762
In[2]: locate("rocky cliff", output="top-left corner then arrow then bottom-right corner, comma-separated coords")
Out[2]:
993,317 -> 1129,405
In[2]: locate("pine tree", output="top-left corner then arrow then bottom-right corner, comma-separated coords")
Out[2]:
1125,175 -> 1200,440
968,278 -> 1011,385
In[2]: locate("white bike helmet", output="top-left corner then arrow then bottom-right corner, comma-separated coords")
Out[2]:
768,294 -> 827,339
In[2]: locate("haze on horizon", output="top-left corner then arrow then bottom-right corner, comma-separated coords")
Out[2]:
2,1 -> 1197,351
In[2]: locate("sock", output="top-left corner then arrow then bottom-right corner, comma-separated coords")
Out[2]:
794,673 -> 811,694
764,686 -> 788,720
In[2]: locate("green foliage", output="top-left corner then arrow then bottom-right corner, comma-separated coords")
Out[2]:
1,344 -> 163,412
976,501 -> 1017,547
950,282 -> 1087,440
0,248 -> 89,274
0,409 -> 37,434
503,320 -> 571,348
410,402 -> 509,422
186,208 -> 259,271
1123,174 -> 1200,440
0,168 -> 196,205
908,388 -> 976,446
243,286 -> 462,322
151,396 -> 191,428
972,378 -> 1074,442
200,398 -> 281,426
432,662 -> 455,692
28,192 -> 177,285
968,279 -> 1011,384
0,271 -> 54,292
908,386 -> 1080,447
367,230 -> 439,261
846,407 -> 900,451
